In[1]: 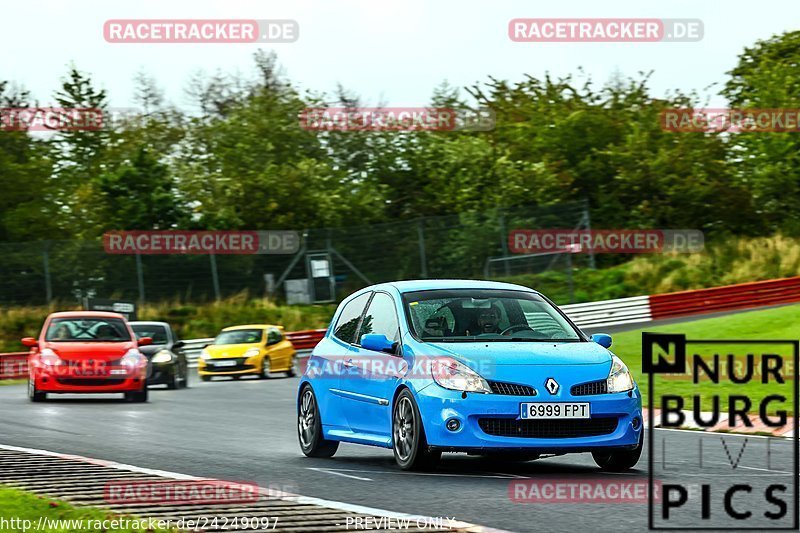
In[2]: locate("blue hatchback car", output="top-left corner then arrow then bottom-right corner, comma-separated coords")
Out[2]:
297,280 -> 643,471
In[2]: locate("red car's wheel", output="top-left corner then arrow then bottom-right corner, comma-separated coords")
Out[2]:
28,377 -> 46,402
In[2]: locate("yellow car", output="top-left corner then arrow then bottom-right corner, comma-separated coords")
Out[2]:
198,324 -> 297,381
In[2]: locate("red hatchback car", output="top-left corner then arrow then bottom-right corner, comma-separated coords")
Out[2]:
22,311 -> 152,402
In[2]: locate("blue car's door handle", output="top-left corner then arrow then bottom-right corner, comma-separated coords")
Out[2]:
343,359 -> 356,368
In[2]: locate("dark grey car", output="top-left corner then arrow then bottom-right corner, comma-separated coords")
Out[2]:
130,321 -> 189,389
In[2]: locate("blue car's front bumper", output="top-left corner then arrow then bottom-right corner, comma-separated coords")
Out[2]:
416,384 -> 642,453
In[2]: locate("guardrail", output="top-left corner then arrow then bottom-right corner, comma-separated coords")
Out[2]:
649,276 -> 800,320
0,353 -> 28,380
179,338 -> 214,368
286,329 -> 327,351
4,276 -> 800,378
561,295 -> 652,329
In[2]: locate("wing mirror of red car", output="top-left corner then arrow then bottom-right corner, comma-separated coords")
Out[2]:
138,336 -> 153,347
21,337 -> 38,348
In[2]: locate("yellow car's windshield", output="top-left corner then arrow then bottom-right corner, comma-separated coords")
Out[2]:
214,329 -> 263,345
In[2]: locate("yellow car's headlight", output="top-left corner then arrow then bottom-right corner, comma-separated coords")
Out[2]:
243,348 -> 261,358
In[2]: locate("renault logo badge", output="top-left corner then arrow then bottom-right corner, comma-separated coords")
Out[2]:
545,377 -> 559,395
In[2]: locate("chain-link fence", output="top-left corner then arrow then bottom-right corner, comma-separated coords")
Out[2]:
0,201 -> 591,306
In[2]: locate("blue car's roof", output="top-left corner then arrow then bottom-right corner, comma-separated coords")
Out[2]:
371,279 -> 540,294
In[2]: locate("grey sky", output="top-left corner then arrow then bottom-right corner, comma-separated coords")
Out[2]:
4,0 -> 796,109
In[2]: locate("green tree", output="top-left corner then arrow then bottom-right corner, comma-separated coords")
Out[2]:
722,31 -> 800,234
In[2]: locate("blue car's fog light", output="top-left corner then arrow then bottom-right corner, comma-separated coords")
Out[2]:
631,417 -> 641,430
446,418 -> 461,432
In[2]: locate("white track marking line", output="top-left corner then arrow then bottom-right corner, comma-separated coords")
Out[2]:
310,467 -> 524,479
0,443 -> 510,533
705,461 -> 797,475
654,427 -> 795,441
307,467 -> 373,481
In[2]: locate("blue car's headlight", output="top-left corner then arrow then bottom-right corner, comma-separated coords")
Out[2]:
431,357 -> 492,393
607,355 -> 634,393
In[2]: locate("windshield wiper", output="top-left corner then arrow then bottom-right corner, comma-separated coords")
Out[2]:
507,337 -> 582,342
421,336 -> 479,342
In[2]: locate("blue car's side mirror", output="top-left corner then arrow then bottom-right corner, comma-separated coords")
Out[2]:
361,333 -> 396,353
591,333 -> 613,349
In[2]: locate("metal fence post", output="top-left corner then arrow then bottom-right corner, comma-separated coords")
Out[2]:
209,253 -> 221,300
135,253 -> 146,304
417,220 -> 428,278
42,242 -> 52,304
583,199 -> 596,269
567,252 -> 575,304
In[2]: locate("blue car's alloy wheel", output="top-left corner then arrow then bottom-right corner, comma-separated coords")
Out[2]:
393,397 -> 415,461
298,386 -> 338,458
392,390 -> 440,471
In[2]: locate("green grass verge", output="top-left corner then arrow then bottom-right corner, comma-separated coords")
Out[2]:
496,234 -> 800,305
612,303 -> 800,414
0,486 -> 175,532
0,380 -> 25,386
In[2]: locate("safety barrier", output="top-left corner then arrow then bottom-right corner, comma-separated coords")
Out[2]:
0,353 -> 28,380
286,329 -> 327,351
179,338 -> 214,367
561,295 -> 652,329
4,276 -> 800,378
649,276 -> 800,320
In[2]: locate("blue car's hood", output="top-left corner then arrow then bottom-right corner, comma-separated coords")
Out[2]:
422,340 -> 612,366
412,340 -> 614,386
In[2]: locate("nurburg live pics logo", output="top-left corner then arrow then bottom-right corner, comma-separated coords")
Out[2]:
643,332 -> 799,530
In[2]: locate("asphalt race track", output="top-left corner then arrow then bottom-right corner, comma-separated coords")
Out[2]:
0,371 -> 795,533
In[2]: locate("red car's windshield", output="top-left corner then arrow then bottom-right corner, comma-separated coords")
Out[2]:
45,317 -> 131,342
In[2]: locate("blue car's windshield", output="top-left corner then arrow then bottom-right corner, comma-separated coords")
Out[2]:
403,289 -> 582,342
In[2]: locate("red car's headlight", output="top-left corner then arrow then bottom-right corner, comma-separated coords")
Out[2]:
38,348 -> 61,366
120,349 -> 146,369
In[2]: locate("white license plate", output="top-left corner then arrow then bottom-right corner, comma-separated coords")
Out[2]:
214,360 -> 237,367
520,402 -> 590,419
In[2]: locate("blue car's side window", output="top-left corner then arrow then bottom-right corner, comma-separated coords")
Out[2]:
332,292 -> 371,344
359,292 -> 400,345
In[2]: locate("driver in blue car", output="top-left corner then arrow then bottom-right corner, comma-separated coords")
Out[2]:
475,306 -> 502,335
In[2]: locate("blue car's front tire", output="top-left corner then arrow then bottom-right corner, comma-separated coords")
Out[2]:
298,385 -> 339,458
393,389 -> 441,471
592,428 -> 643,471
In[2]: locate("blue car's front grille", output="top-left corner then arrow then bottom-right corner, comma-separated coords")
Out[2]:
488,380 -> 537,396
571,380 -> 608,396
478,417 -> 618,438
